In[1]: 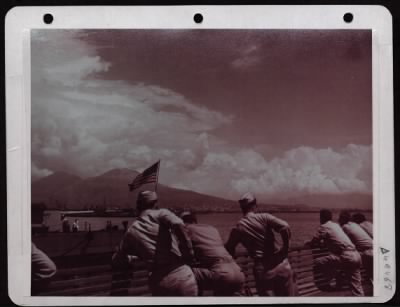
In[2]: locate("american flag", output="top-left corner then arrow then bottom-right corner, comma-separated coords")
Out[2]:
128,161 -> 160,192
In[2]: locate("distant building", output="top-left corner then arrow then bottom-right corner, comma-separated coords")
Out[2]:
40,210 -> 135,232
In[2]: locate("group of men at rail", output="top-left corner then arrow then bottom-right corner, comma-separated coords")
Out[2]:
109,190 -> 373,296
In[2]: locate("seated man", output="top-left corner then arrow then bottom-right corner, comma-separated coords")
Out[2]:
340,211 -> 373,282
180,211 -> 245,296
112,191 -> 198,296
352,213 -> 373,238
31,243 -> 57,295
305,209 -> 364,296
225,192 -> 296,296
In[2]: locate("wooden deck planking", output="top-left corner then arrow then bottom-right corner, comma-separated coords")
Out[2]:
38,248 -> 372,297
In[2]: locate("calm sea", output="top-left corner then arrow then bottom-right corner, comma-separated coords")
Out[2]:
197,211 -> 372,248
43,211 -> 372,249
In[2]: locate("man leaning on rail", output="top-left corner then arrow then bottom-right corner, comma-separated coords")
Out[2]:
339,210 -> 373,284
352,212 -> 373,239
305,209 -> 364,296
180,211 -> 245,296
225,192 -> 296,296
112,190 -> 198,296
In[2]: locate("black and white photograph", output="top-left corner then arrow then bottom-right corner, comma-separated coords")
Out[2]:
29,28 -> 376,297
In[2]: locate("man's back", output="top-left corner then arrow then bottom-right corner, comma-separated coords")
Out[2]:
360,221 -> 373,238
227,212 -> 289,259
315,221 -> 355,254
186,223 -> 232,265
342,221 -> 373,252
113,191 -> 199,296
121,208 -> 183,267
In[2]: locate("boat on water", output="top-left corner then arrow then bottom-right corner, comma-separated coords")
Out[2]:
32,209 -> 136,233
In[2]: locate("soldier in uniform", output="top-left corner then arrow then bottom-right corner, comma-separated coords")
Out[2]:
352,213 -> 373,238
180,211 -> 245,296
306,209 -> 364,296
31,243 -> 57,294
339,211 -> 373,283
112,191 -> 198,296
225,192 -> 295,296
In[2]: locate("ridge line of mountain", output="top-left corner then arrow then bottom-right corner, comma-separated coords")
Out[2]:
31,168 -> 372,211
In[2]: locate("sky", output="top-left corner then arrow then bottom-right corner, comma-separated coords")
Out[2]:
31,29 -> 372,201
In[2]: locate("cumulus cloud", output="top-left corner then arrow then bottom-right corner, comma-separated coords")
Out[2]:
181,133 -> 209,170
45,56 -> 111,87
32,163 -> 53,179
31,30 -> 232,180
31,30 -> 372,201
165,144 -> 372,201
230,145 -> 372,199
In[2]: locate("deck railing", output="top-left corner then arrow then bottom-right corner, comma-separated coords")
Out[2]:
37,247 -> 371,297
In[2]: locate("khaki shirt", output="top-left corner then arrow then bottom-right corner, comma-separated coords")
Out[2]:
186,223 -> 233,266
360,221 -> 373,238
225,212 -> 290,259
120,208 -> 184,267
312,221 -> 355,255
342,221 -> 373,252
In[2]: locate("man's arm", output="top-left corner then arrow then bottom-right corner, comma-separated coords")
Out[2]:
305,226 -> 326,247
112,232 -> 138,269
225,228 -> 240,257
31,243 -> 57,294
171,224 -> 195,264
159,209 -> 195,264
31,243 -> 57,281
279,226 -> 291,257
265,214 -> 291,257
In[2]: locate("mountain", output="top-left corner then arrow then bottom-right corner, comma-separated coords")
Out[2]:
55,168 -> 140,209
155,184 -> 237,211
32,169 -> 372,212
32,168 -> 237,211
32,171 -> 81,205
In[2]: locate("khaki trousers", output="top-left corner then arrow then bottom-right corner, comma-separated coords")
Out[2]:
315,250 -> 364,296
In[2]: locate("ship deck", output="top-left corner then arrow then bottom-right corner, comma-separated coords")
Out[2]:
33,231 -> 372,297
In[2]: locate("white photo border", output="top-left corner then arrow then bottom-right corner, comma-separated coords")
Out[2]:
5,5 -> 395,305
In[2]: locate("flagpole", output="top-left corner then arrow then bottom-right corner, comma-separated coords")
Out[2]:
155,160 -> 160,193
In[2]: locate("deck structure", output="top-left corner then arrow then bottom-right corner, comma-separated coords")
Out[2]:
36,247 -> 372,297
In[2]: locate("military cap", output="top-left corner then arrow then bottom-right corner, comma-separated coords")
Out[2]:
137,190 -> 158,208
238,192 -> 256,207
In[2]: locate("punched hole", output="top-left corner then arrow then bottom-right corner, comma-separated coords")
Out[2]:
194,13 -> 203,24
43,13 -> 54,24
343,12 -> 353,23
